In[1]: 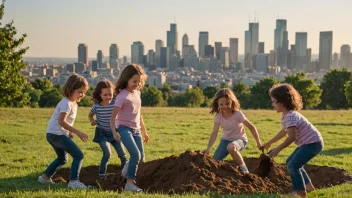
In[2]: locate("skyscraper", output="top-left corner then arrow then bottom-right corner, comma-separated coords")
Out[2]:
319,31 -> 333,71
167,23 -> 178,55
97,50 -> 103,68
274,19 -> 288,67
147,49 -> 155,67
220,47 -> 229,68
229,38 -> 238,64
131,41 -> 144,65
244,22 -> 259,68
182,34 -> 189,57
78,44 -> 88,66
214,42 -> 222,60
155,39 -> 164,67
109,44 -> 119,70
258,42 -> 265,54
199,32 -> 209,59
204,45 -> 214,59
295,32 -> 308,72
340,45 -> 351,69
160,47 -> 170,68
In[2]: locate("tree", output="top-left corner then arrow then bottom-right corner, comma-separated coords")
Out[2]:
39,88 -> 62,107
250,77 -> 280,109
31,78 -> 53,91
232,81 -> 251,109
203,86 -> 219,99
0,1 -> 29,107
344,80 -> 352,106
141,86 -> 165,107
169,93 -> 187,107
159,83 -> 172,106
184,87 -> 205,107
320,68 -> 352,109
284,72 -> 322,109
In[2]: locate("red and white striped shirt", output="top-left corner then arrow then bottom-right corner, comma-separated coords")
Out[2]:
282,111 -> 323,147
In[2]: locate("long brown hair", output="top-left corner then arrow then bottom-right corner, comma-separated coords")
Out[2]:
210,88 -> 240,114
114,64 -> 147,96
91,80 -> 114,104
269,83 -> 303,111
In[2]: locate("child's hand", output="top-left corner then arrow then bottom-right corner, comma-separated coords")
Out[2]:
202,149 -> 210,155
77,131 -> 89,142
143,133 -> 149,143
267,147 -> 281,158
113,132 -> 121,142
90,120 -> 96,126
260,142 -> 271,150
69,132 -> 74,139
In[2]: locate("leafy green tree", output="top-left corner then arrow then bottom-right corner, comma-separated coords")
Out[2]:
184,87 -> 204,107
31,78 -> 53,91
284,72 -> 322,109
0,1 -> 29,107
344,79 -> 352,106
250,77 -> 280,109
320,68 -> 352,109
39,88 -> 62,107
203,86 -> 219,99
169,93 -> 187,107
232,81 -> 251,109
159,83 -> 172,106
142,86 -> 165,107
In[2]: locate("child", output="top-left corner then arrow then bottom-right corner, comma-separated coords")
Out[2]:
203,88 -> 262,173
261,83 -> 323,198
88,80 -> 127,180
110,64 -> 149,192
38,74 -> 90,189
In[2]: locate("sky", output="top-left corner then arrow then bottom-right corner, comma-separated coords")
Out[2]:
3,0 -> 352,58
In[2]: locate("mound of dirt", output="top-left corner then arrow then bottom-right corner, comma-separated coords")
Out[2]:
53,151 -> 352,195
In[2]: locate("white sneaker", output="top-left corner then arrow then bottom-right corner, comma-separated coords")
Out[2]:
124,182 -> 142,192
68,181 -> 89,189
38,176 -> 55,184
121,160 -> 129,179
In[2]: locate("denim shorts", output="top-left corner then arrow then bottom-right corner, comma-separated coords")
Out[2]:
213,138 -> 247,161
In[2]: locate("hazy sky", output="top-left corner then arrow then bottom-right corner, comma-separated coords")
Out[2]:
3,0 -> 352,58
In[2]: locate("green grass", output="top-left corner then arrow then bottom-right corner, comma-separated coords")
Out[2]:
0,108 -> 351,197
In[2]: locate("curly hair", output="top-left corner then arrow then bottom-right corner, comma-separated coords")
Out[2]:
210,88 -> 240,114
91,80 -> 114,104
269,83 -> 303,111
114,64 -> 147,95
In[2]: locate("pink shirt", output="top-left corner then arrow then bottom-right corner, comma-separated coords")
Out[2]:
214,111 -> 248,142
114,89 -> 141,129
282,111 -> 323,147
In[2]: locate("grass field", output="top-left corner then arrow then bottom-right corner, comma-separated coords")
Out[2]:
0,107 -> 351,197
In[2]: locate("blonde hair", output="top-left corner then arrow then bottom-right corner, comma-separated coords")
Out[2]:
210,88 -> 240,114
269,83 -> 303,111
62,74 -> 89,98
114,64 -> 147,95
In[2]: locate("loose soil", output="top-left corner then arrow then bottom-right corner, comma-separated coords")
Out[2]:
53,151 -> 352,195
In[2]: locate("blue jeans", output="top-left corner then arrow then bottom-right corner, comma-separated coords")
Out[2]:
286,141 -> 323,191
43,134 -> 84,180
117,126 -> 144,179
213,139 -> 247,161
98,140 -> 127,175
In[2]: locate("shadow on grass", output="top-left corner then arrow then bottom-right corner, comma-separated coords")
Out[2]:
321,147 -> 352,156
313,122 -> 352,126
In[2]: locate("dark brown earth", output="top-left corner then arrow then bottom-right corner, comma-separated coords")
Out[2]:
53,151 -> 352,195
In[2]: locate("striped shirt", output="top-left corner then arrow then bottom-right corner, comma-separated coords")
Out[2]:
90,100 -> 116,131
282,111 -> 323,147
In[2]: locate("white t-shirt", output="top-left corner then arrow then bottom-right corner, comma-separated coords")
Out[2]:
46,97 -> 77,136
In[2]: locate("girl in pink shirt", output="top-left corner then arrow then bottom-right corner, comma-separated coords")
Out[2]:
261,84 -> 323,198
203,88 -> 262,173
110,64 -> 149,192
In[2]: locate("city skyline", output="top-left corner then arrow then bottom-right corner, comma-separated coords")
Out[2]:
3,0 -> 352,57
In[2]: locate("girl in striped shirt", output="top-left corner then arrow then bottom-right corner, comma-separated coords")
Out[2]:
88,80 -> 127,180
261,83 -> 323,198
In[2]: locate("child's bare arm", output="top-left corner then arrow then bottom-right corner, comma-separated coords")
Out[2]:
243,120 -> 261,148
203,123 -> 220,154
268,127 -> 296,157
88,112 -> 96,126
264,128 -> 288,149
110,106 -> 120,141
140,114 -> 149,143
58,112 -> 88,142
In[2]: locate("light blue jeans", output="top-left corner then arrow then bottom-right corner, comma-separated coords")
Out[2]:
286,141 -> 323,191
117,125 -> 145,180
213,139 -> 247,161
44,134 -> 84,180
98,141 -> 127,175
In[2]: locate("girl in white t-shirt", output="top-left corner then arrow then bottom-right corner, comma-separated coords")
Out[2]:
203,88 -> 262,173
38,74 -> 90,189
